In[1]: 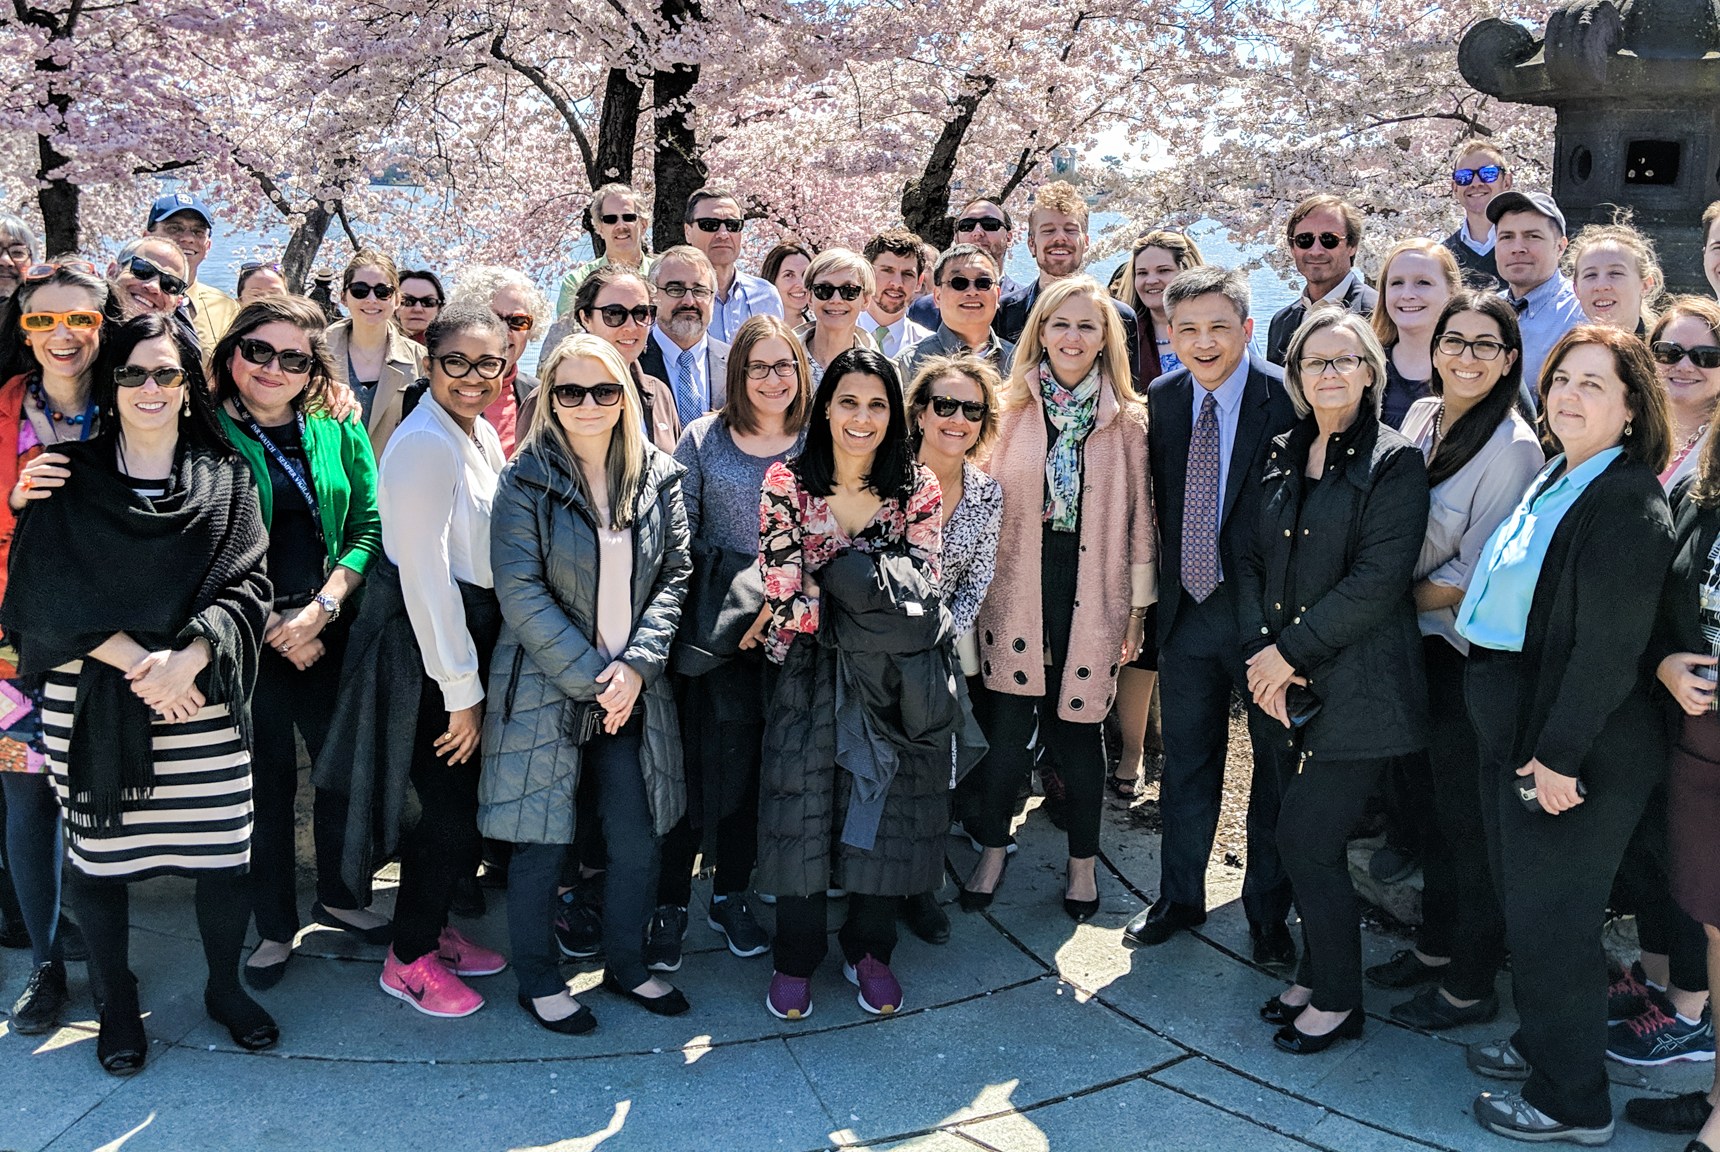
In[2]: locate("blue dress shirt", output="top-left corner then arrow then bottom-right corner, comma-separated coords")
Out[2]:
1506,273 -> 1584,414
709,271 -> 783,344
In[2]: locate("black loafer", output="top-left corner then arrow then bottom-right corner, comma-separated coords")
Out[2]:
602,972 -> 690,1017
1251,922 -> 1297,969
1259,994 -> 1306,1027
1389,985 -> 1499,1031
1272,1009 -> 1363,1055
1122,898 -> 1206,946
901,892 -> 951,945
311,902 -> 393,947
1625,1090 -> 1713,1134
1364,948 -> 1447,990
519,993 -> 597,1035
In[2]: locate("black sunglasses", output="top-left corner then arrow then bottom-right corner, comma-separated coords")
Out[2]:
114,365 -> 186,389
929,395 -> 987,422
435,353 -> 508,379
942,274 -> 995,292
239,260 -> 281,274
810,283 -> 864,302
399,294 -> 442,309
955,217 -> 1006,233
1452,165 -> 1503,186
692,218 -> 744,234
126,256 -> 188,296
551,382 -> 625,408
599,212 -> 640,225
1652,341 -> 1720,370
238,337 -> 314,375
1291,232 -> 1345,251
346,281 -> 394,300
591,303 -> 655,328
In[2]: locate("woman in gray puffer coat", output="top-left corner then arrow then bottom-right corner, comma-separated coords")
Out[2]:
479,335 -> 691,1035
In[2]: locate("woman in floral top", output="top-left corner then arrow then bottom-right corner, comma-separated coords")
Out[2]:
751,347 -> 944,1024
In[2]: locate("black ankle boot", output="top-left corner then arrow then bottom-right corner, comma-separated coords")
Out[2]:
205,984 -> 280,1051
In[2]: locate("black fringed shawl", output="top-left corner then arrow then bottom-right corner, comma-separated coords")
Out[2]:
1,437 -> 271,830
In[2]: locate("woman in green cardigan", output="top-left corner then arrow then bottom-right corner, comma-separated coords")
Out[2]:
209,296 -> 390,988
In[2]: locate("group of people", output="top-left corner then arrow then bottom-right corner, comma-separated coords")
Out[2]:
2,137 -> 1720,1149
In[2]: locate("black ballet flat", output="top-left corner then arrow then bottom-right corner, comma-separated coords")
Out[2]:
311,902 -> 393,947
518,993 -> 597,1035
97,1007 -> 148,1076
1272,1009 -> 1364,1055
959,853 -> 1010,913
601,972 -> 690,1017
205,986 -> 280,1051
1259,994 -> 1307,1027
243,947 -> 292,991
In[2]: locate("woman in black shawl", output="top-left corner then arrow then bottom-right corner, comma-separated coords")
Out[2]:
2,314 -> 274,1075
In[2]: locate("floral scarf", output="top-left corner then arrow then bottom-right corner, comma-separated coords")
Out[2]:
1039,358 -> 1101,532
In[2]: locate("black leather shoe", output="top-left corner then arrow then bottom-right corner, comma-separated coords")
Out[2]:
311,902 -> 394,947
1364,948 -> 1446,989
1625,1090 -> 1713,1134
9,961 -> 68,1035
602,972 -> 690,1017
1272,1009 -> 1364,1055
1251,922 -> 1297,968
242,946 -> 292,991
901,892 -> 951,945
1259,994 -> 1306,1027
519,993 -> 597,1035
958,853 -> 1010,913
1389,985 -> 1499,1031
1123,898 -> 1206,946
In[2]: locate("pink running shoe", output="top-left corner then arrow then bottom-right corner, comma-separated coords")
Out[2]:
381,949 -> 484,1018
766,972 -> 813,1021
437,926 -> 507,977
844,955 -> 902,1015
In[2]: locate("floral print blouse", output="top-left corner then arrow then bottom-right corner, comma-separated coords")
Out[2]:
940,460 -> 1003,638
758,459 -> 943,663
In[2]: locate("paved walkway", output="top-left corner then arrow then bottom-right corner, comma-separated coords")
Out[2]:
0,799 -> 1706,1152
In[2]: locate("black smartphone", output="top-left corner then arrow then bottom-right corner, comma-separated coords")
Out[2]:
1517,776 -> 1587,811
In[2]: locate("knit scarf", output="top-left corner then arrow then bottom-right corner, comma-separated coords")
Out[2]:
1039,358 -> 1101,532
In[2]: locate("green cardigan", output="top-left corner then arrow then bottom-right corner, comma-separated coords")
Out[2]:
217,408 -> 383,577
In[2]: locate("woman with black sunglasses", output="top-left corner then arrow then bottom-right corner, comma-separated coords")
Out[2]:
797,249 -> 877,387
324,251 -> 426,458
1653,297 -> 1720,491
566,267 -> 683,453
397,270 -> 444,345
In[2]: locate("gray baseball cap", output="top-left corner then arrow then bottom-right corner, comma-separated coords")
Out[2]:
1486,190 -> 1566,236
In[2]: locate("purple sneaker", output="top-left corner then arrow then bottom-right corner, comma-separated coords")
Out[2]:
844,955 -> 902,1015
766,972 -> 813,1021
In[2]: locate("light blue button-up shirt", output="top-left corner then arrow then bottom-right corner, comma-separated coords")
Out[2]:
1456,447 -> 1623,651
709,270 -> 783,344
1505,273 -> 1585,414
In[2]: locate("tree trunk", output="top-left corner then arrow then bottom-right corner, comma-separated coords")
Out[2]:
281,200 -> 337,296
34,64 -> 77,254
651,0 -> 706,253
588,67 -> 645,257
900,76 -> 995,250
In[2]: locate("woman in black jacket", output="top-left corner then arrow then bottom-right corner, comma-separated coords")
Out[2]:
1239,307 -> 1431,1056
1456,325 -> 1676,1146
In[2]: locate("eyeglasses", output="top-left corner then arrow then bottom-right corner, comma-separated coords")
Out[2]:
599,212 -> 640,225
19,310 -> 102,333
238,337 -> 314,375
691,218 -> 744,234
810,283 -> 864,302
113,365 -> 186,389
659,282 -> 714,300
23,259 -> 97,282
1296,354 -> 1364,377
345,281 -> 394,300
399,294 -> 442,309
123,257 -> 187,295
744,359 -> 799,380
929,396 -> 987,422
590,303 -> 655,328
435,353 -> 508,379
1652,340 -> 1720,370
496,312 -> 534,333
551,382 -> 625,408
955,217 -> 1006,233
1435,333 -> 1509,361
942,274 -> 995,293
1291,232 -> 1345,251
2,245 -> 32,263
1452,165 -> 1503,186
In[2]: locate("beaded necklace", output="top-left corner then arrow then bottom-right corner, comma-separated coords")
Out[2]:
26,375 -> 94,439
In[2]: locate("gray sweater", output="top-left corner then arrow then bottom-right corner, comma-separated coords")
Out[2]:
674,414 -> 806,553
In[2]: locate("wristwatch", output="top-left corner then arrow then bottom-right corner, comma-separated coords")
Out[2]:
313,592 -> 342,620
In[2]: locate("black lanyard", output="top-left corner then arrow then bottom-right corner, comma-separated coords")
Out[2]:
235,401 -> 324,551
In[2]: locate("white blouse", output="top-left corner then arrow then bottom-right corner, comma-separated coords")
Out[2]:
378,396 -> 505,710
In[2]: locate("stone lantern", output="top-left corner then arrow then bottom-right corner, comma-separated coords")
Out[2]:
1458,0 -> 1720,291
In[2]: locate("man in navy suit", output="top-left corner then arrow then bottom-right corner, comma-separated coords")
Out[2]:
640,245 -> 731,423
1124,266 -> 1300,966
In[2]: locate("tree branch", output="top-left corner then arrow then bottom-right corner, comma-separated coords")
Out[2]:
489,33 -> 596,180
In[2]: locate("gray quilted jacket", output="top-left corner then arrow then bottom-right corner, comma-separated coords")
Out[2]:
478,436 -> 691,844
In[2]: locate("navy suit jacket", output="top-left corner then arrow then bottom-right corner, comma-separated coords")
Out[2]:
1147,355 -> 1297,647
639,333 -> 731,412
995,280 -> 1140,382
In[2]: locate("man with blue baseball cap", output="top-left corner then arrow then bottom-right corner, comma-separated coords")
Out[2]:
146,191 -> 238,348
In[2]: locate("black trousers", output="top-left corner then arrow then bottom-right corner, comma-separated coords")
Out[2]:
1279,753 -> 1388,1012
968,665 -> 1107,859
773,891 -> 897,978
392,677 -> 485,965
1468,649 -> 1658,1129
1155,590 -> 1293,927
66,866 -> 252,1010
657,795 -> 760,907
1615,785 -> 1710,991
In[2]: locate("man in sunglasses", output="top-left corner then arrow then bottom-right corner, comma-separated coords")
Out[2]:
1264,194 -> 1377,366
907,196 -> 1024,330
1441,141 -> 1512,290
681,186 -> 781,344
146,191 -> 238,350
641,246 -> 730,424
1488,190 -> 1582,412
106,236 -> 200,346
555,183 -> 655,316
898,245 -> 1015,383
858,229 -> 933,360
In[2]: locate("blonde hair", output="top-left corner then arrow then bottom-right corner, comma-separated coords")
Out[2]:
1564,219 -> 1665,330
907,353 -> 1004,457
1370,239 -> 1461,348
1283,307 -> 1389,419
804,248 -> 875,298
1116,231 -> 1206,312
1004,276 -> 1135,409
1030,181 -> 1088,230
526,334 -> 647,529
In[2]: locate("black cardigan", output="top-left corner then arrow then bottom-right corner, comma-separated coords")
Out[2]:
1649,480 -> 1720,718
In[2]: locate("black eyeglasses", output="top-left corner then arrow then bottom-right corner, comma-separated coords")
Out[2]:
599,212 -> 640,225
590,303 -> 655,328
691,218 -> 744,234
238,337 -> 314,375
551,382 -> 625,408
955,217 -> 1006,233
942,274 -> 995,292
1652,341 -> 1720,370
125,256 -> 188,295
660,282 -> 714,300
810,283 -> 864,302
929,395 -> 987,422
1291,232 -> 1344,251
1452,165 -> 1503,186
114,365 -> 186,389
346,281 -> 394,300
435,353 -> 508,379
1435,334 -> 1509,361
1296,354 -> 1364,377
399,294 -> 442,309
745,360 -> 798,380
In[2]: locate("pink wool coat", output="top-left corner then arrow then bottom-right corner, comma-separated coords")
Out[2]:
976,381 -> 1157,722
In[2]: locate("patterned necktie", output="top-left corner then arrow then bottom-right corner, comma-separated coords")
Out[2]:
1181,392 -> 1222,603
673,348 -> 699,425
1511,295 -> 1529,315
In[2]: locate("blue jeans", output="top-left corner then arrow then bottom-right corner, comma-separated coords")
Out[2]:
2,772 -> 62,967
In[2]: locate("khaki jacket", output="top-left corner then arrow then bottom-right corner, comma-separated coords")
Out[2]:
186,281 -> 240,351
325,319 -> 429,458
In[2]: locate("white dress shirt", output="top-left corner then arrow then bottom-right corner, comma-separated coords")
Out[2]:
653,327 -> 710,422
858,312 -> 933,360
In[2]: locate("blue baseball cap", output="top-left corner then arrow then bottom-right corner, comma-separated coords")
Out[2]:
146,191 -> 214,230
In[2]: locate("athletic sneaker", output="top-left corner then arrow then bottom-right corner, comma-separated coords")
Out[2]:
555,884 -> 604,960
1608,959 -> 1660,1024
380,949 -> 483,1018
436,926 -> 507,977
1473,1091 -> 1614,1146
766,972 -> 813,1020
844,955 -> 903,1015
643,905 -> 688,973
708,894 -> 770,958
1608,1003 -> 1716,1066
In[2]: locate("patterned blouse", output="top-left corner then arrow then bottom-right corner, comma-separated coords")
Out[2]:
758,459 -> 943,663
940,461 -> 1003,637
